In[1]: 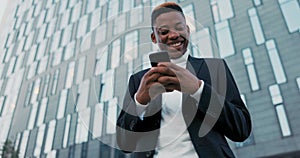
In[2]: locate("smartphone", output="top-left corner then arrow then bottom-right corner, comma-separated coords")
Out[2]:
149,51 -> 170,67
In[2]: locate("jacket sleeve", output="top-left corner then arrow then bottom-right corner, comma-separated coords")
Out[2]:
196,59 -> 252,142
116,74 -> 160,152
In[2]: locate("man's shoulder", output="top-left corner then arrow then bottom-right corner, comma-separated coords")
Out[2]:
132,68 -> 150,78
189,56 -> 225,63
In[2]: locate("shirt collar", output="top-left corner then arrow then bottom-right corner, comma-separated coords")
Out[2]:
170,49 -> 190,65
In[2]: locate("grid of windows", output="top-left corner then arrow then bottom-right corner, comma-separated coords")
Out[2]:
0,1 -> 299,158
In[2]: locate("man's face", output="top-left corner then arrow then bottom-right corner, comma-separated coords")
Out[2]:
151,11 -> 190,59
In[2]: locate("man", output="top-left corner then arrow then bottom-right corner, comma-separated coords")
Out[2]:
116,2 -> 251,158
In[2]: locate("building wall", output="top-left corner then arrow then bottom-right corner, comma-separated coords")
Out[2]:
0,0 -> 299,157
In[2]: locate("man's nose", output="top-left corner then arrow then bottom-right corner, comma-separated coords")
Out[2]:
168,30 -> 180,39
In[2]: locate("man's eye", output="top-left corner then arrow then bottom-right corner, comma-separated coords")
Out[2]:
159,29 -> 169,35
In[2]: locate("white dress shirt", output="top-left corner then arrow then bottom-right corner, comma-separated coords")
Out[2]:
135,51 -> 204,158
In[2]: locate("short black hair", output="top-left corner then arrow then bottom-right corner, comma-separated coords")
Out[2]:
151,2 -> 185,30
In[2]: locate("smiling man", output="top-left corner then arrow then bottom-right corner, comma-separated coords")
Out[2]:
116,2 -> 252,158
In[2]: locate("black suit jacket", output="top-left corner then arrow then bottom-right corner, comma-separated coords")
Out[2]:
116,56 -> 252,158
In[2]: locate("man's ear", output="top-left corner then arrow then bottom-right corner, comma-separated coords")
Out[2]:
151,32 -> 157,43
186,25 -> 190,35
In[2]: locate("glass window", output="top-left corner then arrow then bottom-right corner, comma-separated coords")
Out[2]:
36,98 -> 48,126
0,96 -> 5,116
36,10 -> 46,28
71,2 -> 82,23
25,19 -> 34,36
65,61 -> 75,89
113,14 -> 126,35
27,102 -> 38,129
14,53 -> 25,72
4,45 -> 14,63
36,39 -> 47,60
91,8 -> 101,31
99,0 -> 108,7
130,6 -> 143,27
16,38 -> 25,56
95,24 -> 107,44
52,69 -> 60,95
50,30 -> 62,53
107,0 -> 119,19
75,108 -> 91,144
269,84 -> 283,105
95,48 -> 108,75
6,56 -> 16,76
86,0 -> 96,13
36,23 -> 47,43
19,130 -> 29,158
191,28 -> 214,58
64,41 -> 75,61
124,31 -> 138,63
46,18 -> 57,38
61,24 -> 73,47
59,0 -> 69,14
242,48 -> 259,91
123,0 -> 134,12
76,80 -> 90,111
127,61 -> 133,81
42,75 -> 51,97
278,0 -> 300,33
60,10 -> 71,30
142,53 -> 151,70
266,40 -> 287,84
92,103 -> 104,138
151,0 -> 165,7
297,77 -> 300,91
37,55 -> 49,74
77,15 -> 89,38
57,89 -> 68,119
253,0 -> 262,6
101,69 -> 115,102
24,32 -> 34,51
33,1 -> 43,17
44,120 -> 56,153
46,150 -> 57,158
275,104 -> 292,137
215,20 -> 235,58
111,39 -> 121,69
80,32 -> 92,52
26,44 -> 37,66
76,56 -> 86,84
183,4 -> 196,32
106,97 -> 118,134
248,8 -> 265,45
30,78 -> 41,104
63,114 -> 71,148
52,48 -> 63,67
25,82 -> 34,106
45,5 -> 55,23
14,132 -> 21,151
34,124 -> 45,157
210,0 -> 234,22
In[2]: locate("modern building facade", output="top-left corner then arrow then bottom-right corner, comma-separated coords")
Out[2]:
0,0 -> 299,157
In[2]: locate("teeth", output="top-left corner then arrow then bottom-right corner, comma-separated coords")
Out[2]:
170,42 -> 181,47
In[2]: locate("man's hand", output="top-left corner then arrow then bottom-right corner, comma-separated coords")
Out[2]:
156,62 -> 201,94
135,68 -> 166,105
